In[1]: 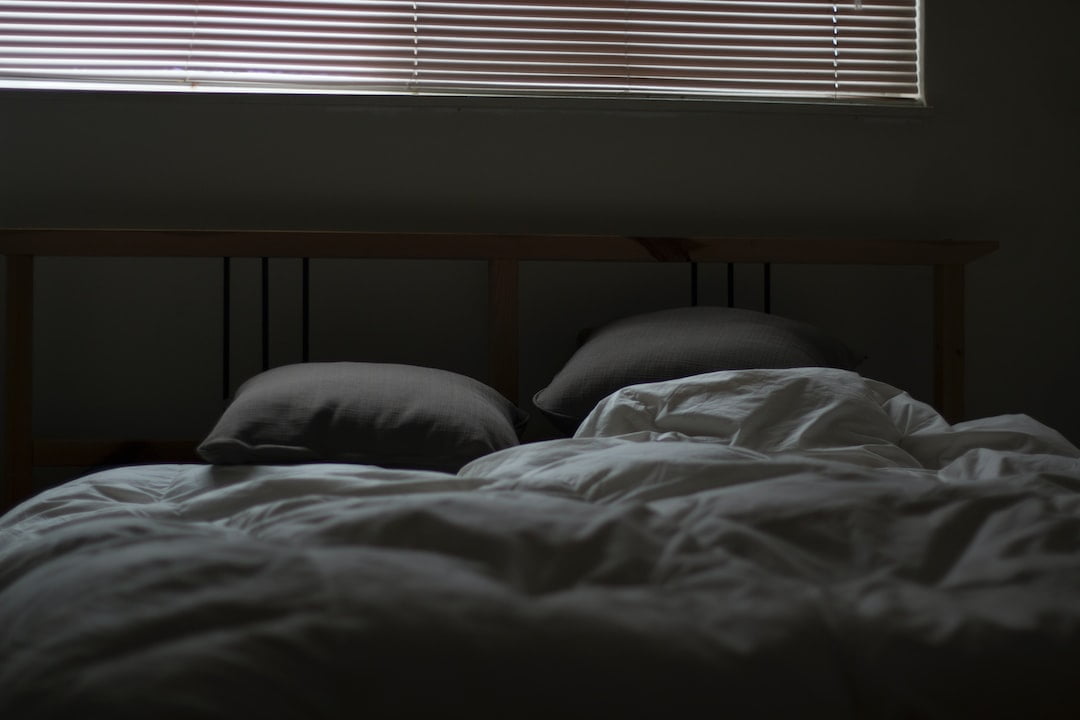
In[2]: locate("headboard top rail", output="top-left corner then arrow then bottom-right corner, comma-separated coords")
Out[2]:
0,228 -> 998,265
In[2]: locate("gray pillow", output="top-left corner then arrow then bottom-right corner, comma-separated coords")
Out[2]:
199,362 -> 528,472
533,306 -> 860,435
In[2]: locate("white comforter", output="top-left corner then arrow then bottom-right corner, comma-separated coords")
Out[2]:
2,368 -> 1079,719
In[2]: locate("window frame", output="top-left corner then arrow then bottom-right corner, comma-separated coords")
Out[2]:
0,1 -> 926,111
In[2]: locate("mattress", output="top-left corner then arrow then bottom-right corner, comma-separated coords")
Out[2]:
2,368 -> 1079,718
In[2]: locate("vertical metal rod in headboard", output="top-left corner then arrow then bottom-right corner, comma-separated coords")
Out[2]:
727,263 -> 736,307
763,262 -> 772,313
690,262 -> 699,306
302,257 -> 310,363
222,257 -> 231,400
261,257 -> 270,371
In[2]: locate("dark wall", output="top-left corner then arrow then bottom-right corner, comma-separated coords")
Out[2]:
1,0 -> 1078,484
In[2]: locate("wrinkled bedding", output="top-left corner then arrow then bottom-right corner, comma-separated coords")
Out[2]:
2,368 -> 1079,719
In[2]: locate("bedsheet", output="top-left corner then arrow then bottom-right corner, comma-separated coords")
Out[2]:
2,369 -> 1079,718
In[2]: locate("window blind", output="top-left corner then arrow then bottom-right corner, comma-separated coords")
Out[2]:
0,1 -> 921,102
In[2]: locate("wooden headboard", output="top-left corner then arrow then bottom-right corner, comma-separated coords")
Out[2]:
1,229 -> 997,510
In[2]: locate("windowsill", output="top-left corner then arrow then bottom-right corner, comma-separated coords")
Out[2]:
0,85 -> 932,120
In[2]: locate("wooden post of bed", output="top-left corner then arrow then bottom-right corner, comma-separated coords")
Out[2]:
934,263 -> 967,423
4,254 -> 34,509
488,259 -> 519,403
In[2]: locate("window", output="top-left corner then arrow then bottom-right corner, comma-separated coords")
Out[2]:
0,1 -> 921,103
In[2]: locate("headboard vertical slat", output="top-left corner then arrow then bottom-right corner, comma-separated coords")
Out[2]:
488,259 -> 519,404
763,263 -> 772,313
4,254 -> 34,509
727,263 -> 736,307
222,257 -> 231,400
301,258 -> 311,363
261,257 -> 271,371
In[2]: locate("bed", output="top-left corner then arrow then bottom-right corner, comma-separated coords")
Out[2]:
2,271 -> 1080,717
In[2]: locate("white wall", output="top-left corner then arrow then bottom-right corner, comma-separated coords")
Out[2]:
2,0 -> 1078,489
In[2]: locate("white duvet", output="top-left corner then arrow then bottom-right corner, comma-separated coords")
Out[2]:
2,368 -> 1079,719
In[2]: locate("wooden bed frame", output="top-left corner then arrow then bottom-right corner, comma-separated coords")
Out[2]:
1,229 -> 997,510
